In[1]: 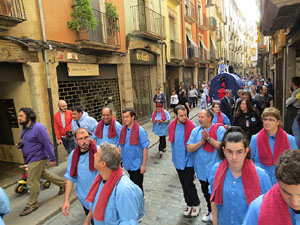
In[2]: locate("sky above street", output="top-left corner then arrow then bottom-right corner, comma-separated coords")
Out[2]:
236,0 -> 260,23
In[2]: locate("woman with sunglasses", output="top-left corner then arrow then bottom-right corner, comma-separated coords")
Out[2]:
250,107 -> 297,186
209,126 -> 272,225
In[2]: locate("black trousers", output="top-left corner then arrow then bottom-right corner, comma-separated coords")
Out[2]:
199,179 -> 211,212
159,136 -> 166,152
128,169 -> 144,193
177,167 -> 200,207
83,205 -> 94,225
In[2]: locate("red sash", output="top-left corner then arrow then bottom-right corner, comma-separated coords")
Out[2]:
94,118 -> 117,138
217,111 -> 224,124
152,109 -> 166,123
203,123 -> 223,153
168,118 -> 195,146
119,120 -> 139,145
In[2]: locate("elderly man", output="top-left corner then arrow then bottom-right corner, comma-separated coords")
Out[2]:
18,108 -> 66,216
243,149 -> 300,225
250,107 -> 297,186
93,107 -> 122,148
220,89 -> 234,122
119,108 -> 150,193
71,106 -> 98,135
83,143 -> 144,225
62,128 -> 98,223
54,100 -> 76,154
187,109 -> 226,222
151,102 -> 170,156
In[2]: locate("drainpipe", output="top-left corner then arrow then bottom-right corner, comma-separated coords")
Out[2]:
37,0 -> 59,165
159,0 -> 166,95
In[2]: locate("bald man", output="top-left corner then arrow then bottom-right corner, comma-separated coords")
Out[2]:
54,100 -> 76,154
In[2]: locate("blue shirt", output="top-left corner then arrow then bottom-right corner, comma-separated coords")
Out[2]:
93,121 -> 123,147
72,111 -> 98,135
170,124 -> 195,170
64,150 -> 98,209
93,175 -> 145,225
0,187 -> 9,225
151,110 -> 170,136
208,162 -> 272,225
212,113 -> 231,126
250,133 -> 297,185
21,123 -> 56,163
187,125 -> 226,181
243,194 -> 300,225
120,126 -> 150,171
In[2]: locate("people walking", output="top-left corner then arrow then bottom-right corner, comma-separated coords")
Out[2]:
71,106 -> 98,135
170,90 -> 179,112
53,100 -> 76,154
151,103 -> 170,156
209,127 -> 271,225
254,85 -> 273,111
153,87 -> 166,107
17,108 -> 66,216
93,107 -> 122,147
169,105 -> 200,217
178,90 -> 190,118
119,108 -> 150,193
62,128 -> 98,224
250,107 -> 297,185
186,109 -> 226,222
83,143 -> 144,225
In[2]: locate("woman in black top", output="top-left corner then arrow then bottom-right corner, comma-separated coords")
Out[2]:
178,90 -> 191,118
233,99 -> 263,141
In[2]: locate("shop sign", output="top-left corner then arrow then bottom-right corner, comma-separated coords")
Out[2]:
67,63 -> 99,76
130,49 -> 157,65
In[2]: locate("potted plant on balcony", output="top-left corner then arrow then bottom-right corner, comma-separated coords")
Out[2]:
67,0 -> 98,41
105,2 -> 119,45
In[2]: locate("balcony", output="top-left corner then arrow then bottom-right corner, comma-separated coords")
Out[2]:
169,0 -> 182,5
208,16 -> 217,31
131,4 -> 165,40
185,0 -> 196,23
170,40 -> 182,61
0,0 -> 26,31
187,45 -> 199,60
198,15 -> 208,31
76,9 -> 121,52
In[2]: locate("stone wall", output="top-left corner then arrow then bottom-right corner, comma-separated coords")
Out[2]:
58,79 -> 122,122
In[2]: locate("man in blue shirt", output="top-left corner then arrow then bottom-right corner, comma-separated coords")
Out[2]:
169,105 -> 200,217
93,107 -> 122,148
243,149 -> 300,225
187,109 -> 226,222
62,128 -> 98,224
151,103 -> 170,156
83,142 -> 144,225
119,108 -> 149,193
71,106 -> 98,135
18,108 -> 66,216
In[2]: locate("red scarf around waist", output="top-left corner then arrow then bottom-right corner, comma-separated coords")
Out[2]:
210,159 -> 261,205
119,120 -> 139,145
217,111 -> 224,124
152,109 -> 166,123
86,166 -> 123,221
257,128 -> 290,166
168,118 -> 195,146
203,123 -> 223,153
94,118 -> 117,139
70,141 -> 97,177
258,183 -> 292,225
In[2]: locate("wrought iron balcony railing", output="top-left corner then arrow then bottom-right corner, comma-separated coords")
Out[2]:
0,0 -> 26,31
208,16 -> 217,31
185,0 -> 196,23
131,4 -> 165,40
187,45 -> 199,59
170,40 -> 182,60
198,15 -> 208,30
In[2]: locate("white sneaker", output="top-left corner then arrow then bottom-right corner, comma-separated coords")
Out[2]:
190,205 -> 200,217
159,151 -> 164,157
183,206 -> 192,216
138,216 -> 143,223
202,211 -> 212,222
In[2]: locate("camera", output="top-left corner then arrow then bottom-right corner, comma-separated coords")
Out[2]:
66,131 -> 73,139
16,142 -> 24,149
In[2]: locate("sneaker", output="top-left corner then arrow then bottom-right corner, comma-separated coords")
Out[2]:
191,205 -> 200,217
58,186 -> 65,195
202,211 -> 212,222
183,206 -> 192,216
158,151 -> 164,157
138,216 -> 143,223
162,148 -> 166,153
19,205 -> 39,216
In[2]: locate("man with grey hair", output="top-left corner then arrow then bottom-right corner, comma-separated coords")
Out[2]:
83,143 -> 144,225
220,89 -> 234,122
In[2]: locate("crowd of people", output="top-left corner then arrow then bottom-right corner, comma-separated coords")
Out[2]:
1,73 -> 300,225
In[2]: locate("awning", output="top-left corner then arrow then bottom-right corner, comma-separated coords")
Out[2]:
210,37 -> 217,50
200,41 -> 209,51
186,34 -> 198,48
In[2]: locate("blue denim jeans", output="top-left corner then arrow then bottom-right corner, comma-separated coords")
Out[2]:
61,137 -> 76,154
292,113 -> 300,149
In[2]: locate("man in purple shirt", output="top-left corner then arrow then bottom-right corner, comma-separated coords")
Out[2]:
18,108 -> 66,216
